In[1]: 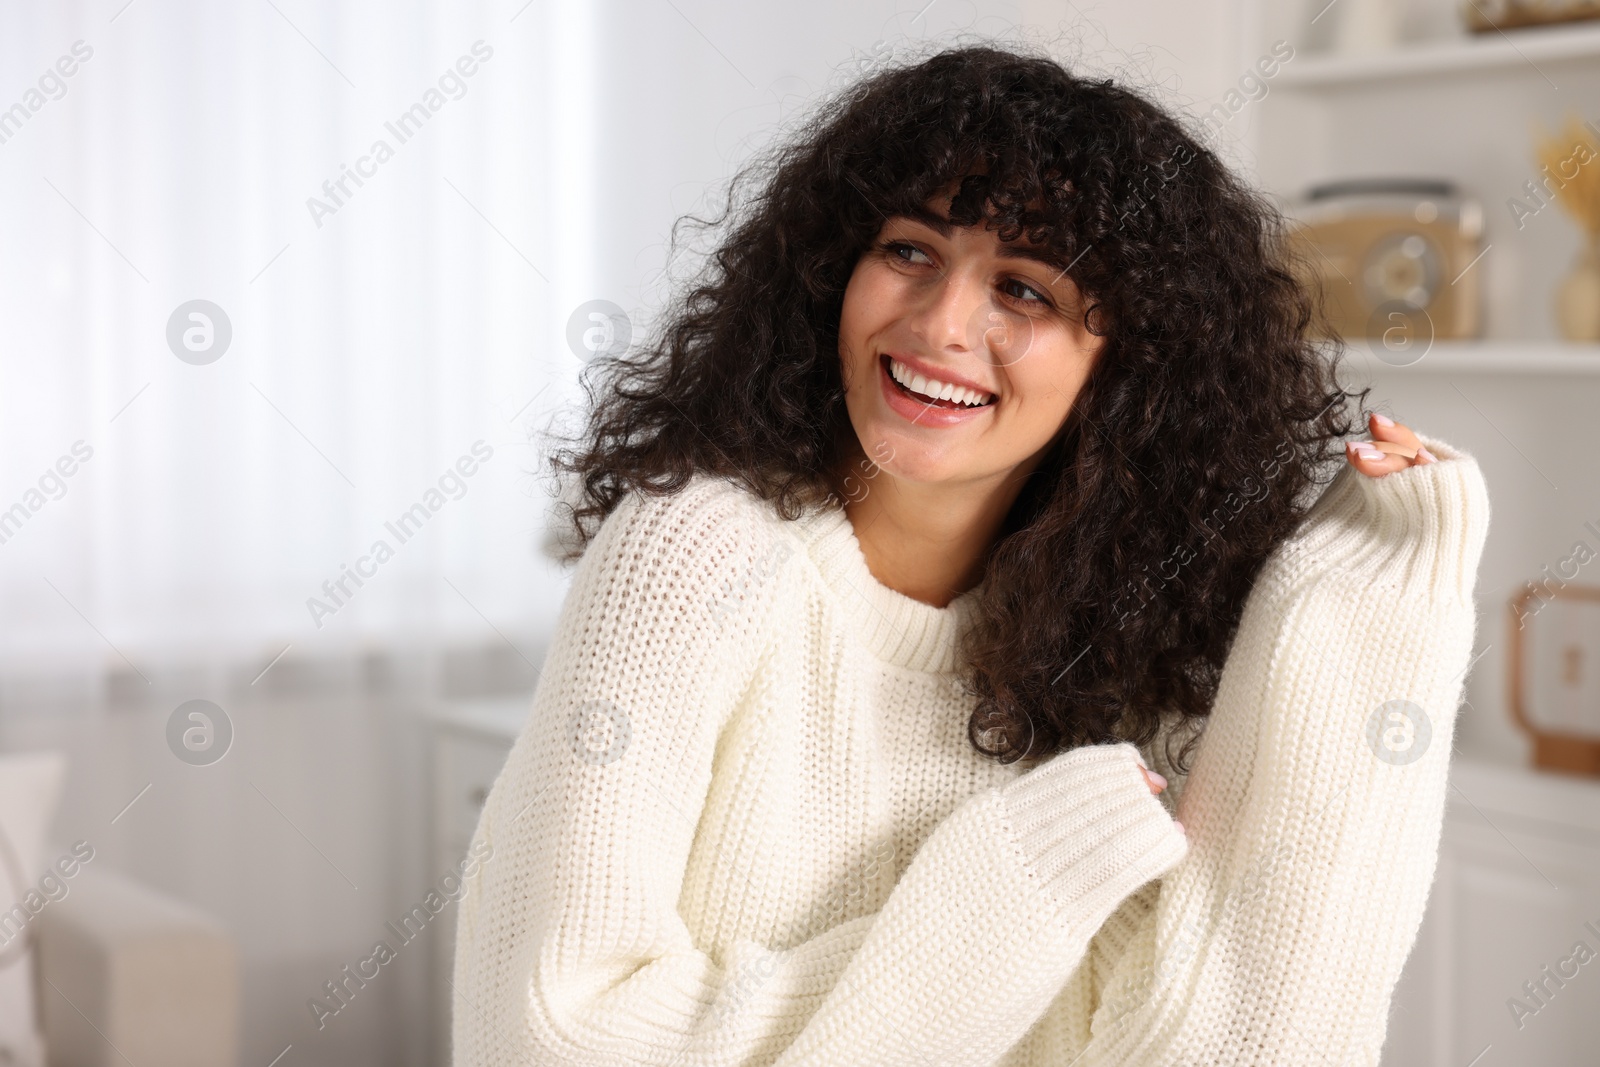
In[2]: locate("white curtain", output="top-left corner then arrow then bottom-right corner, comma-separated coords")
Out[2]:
0,0 -> 589,673
0,3 -> 594,1065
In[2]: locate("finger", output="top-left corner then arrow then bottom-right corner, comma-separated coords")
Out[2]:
1368,412 -> 1436,465
1139,766 -> 1167,794
1345,439 -> 1409,477
1367,440 -> 1418,459
1363,412 -> 1427,454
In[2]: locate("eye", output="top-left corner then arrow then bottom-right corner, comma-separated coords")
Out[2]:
1000,277 -> 1051,306
883,240 -> 932,266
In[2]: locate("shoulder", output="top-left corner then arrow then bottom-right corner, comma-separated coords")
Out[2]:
576,472 -> 804,627
594,471 -> 796,564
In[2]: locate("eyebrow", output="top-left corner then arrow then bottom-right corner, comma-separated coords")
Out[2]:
898,206 -> 1070,272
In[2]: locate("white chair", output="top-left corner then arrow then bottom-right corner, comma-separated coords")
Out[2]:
36,866 -> 239,1067
0,750 -> 238,1067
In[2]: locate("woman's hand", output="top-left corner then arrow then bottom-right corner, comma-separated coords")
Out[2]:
1135,761 -> 1184,834
1345,412 -> 1438,477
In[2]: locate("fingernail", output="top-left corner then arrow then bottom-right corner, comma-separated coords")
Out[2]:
1356,449 -> 1384,462
1372,412 -> 1394,427
1147,770 -> 1167,790
1417,445 -> 1437,463
1173,820 -> 1185,835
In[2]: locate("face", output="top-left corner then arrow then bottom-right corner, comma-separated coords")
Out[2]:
837,198 -> 1106,494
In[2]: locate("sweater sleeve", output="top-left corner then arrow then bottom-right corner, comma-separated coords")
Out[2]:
1070,432 -> 1491,1066
449,478 -> 1189,1067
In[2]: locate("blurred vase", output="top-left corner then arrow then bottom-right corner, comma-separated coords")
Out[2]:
1556,237 -> 1600,342
1332,0 -> 1403,53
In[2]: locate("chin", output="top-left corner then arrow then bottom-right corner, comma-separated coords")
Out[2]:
858,428 -> 948,482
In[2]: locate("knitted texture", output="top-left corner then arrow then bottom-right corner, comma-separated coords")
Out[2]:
451,431 -> 1489,1067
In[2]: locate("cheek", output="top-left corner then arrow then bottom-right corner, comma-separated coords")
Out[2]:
836,306 -> 867,393
846,261 -> 918,328
838,266 -> 899,378
1005,336 -> 1097,421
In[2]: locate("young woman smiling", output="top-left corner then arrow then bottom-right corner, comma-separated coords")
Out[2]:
452,46 -> 1487,1067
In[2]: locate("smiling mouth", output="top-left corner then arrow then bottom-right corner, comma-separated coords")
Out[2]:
880,354 -> 995,409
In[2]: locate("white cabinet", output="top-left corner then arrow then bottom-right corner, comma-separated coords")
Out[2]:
425,698 -> 529,1067
1383,759 -> 1600,1066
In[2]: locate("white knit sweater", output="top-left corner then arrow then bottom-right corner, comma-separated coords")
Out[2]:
451,431 -> 1489,1066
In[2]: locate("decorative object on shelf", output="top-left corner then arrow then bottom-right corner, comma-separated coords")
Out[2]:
1509,580 -> 1600,775
1284,178 -> 1483,352
1557,240 -> 1600,341
1331,0 -> 1404,52
1463,0 -> 1600,33
1531,115 -> 1600,341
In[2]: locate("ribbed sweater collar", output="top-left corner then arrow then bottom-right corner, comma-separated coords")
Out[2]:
787,497 -> 982,674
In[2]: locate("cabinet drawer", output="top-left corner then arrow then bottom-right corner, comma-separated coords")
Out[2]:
1382,761 -> 1600,1066
434,729 -> 516,849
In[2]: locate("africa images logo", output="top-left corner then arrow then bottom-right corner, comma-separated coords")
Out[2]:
306,441 -> 494,629
305,41 -> 494,229
166,699 -> 234,766
1366,699 -> 1431,765
166,300 -> 233,365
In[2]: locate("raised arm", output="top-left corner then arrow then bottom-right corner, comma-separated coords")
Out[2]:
1067,431 -> 1491,1066
449,478 -> 1188,1067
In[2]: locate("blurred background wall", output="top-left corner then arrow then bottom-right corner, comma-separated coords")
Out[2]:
5,1 -> 1600,1065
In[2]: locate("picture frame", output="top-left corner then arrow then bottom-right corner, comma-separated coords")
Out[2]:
1508,582 -> 1600,774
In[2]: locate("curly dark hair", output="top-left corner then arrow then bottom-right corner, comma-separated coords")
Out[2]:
545,42 -> 1368,774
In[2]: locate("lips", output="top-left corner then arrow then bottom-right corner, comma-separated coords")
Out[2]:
883,358 -> 992,409
877,353 -> 996,427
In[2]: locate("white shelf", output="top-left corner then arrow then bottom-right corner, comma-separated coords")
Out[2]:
1330,340 -> 1600,374
1279,20 -> 1600,88
427,695 -> 530,742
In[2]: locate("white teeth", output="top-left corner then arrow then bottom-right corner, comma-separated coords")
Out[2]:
887,358 -> 993,407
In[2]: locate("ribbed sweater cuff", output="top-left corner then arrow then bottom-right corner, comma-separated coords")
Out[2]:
1289,431 -> 1490,604
998,742 -> 1188,916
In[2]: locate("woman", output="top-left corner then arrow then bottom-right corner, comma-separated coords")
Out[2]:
452,45 -> 1488,1066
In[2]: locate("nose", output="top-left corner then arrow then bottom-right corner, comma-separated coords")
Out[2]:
908,268 -> 1033,369
909,267 -> 988,357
